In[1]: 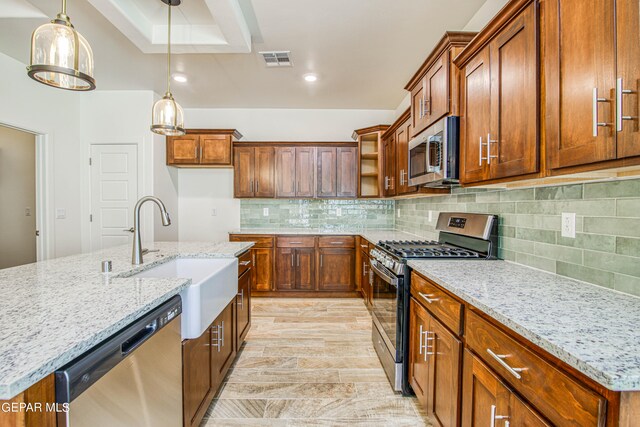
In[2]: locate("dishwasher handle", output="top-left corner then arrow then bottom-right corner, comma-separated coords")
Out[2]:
55,296 -> 181,404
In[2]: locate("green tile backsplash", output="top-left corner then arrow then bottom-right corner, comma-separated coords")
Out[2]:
396,179 -> 640,297
240,199 -> 395,230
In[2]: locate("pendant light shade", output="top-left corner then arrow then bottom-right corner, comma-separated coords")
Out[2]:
27,0 -> 95,91
151,0 -> 185,136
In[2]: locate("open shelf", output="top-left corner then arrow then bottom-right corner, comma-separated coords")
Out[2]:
361,152 -> 379,160
360,172 -> 379,177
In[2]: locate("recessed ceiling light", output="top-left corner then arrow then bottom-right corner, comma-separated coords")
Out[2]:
304,73 -> 318,83
172,73 -> 188,83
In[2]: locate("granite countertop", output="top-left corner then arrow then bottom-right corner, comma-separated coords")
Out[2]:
407,260 -> 640,391
0,241 -> 253,399
230,228 -> 421,245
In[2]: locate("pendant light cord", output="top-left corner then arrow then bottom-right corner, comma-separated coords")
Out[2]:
62,0 -> 67,15
167,4 -> 172,94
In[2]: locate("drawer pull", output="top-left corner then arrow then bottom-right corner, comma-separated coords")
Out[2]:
490,405 -> 509,427
289,241 -> 303,244
418,292 -> 440,304
330,241 -> 343,244
487,348 -> 524,380
239,260 -> 251,266
361,244 -> 368,248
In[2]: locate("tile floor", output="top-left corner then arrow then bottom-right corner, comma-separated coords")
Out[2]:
201,298 -> 430,426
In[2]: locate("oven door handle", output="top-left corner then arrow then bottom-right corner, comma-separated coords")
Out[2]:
369,259 -> 398,287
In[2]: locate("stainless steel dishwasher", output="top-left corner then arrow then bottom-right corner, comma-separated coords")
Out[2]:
55,296 -> 183,426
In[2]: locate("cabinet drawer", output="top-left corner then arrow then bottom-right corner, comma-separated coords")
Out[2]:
465,310 -> 605,427
318,236 -> 355,248
411,272 -> 463,336
229,234 -> 274,248
276,236 -> 316,248
237,250 -> 252,278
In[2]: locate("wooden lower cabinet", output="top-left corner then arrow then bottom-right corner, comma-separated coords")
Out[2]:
409,297 -> 462,427
276,247 -> 316,291
318,248 -> 355,291
462,350 -> 550,427
211,300 -> 236,391
0,375 -> 56,427
237,268 -> 251,345
183,328 -> 212,427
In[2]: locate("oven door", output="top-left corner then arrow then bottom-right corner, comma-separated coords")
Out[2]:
370,258 -> 402,360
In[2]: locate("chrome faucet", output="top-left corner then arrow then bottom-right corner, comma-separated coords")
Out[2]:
132,196 -> 171,265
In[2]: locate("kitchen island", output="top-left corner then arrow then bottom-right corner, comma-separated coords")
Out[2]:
0,241 -> 252,401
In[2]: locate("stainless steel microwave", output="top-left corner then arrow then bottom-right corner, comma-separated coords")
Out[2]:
408,116 -> 460,188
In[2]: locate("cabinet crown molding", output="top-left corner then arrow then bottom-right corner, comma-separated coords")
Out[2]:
178,129 -> 243,140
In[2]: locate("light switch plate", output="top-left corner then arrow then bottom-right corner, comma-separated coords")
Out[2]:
397,209 -> 401,218
56,209 -> 66,219
211,208 -> 217,217
263,208 -> 269,217
336,207 -> 342,217
428,210 -> 433,222
561,212 -> 576,238
25,207 -> 31,217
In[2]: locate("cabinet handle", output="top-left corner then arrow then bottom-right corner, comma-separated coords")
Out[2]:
237,289 -> 244,308
289,241 -> 303,244
616,78 -> 635,132
320,254 -> 323,267
486,133 -> 498,165
220,321 -> 225,348
424,330 -> 434,360
239,260 -> 251,266
418,292 -> 439,304
592,87 -> 610,137
486,348 -> 524,380
256,179 -> 259,193
424,97 -> 431,115
195,146 -> 198,159
490,405 -> 509,427
199,145 -> 203,160
330,241 -> 343,244
363,262 -> 367,275
419,96 -> 423,118
297,254 -> 300,267
384,176 -> 389,190
211,325 -> 221,351
390,176 -> 395,190
418,324 -> 424,355
250,180 -> 254,193
291,254 -> 294,267
478,136 -> 484,166
360,244 -> 368,248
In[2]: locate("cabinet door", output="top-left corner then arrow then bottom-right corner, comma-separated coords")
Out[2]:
461,349 -> 511,427
396,119 -> 417,195
275,248 -> 295,290
510,394 -> 552,427
426,316 -> 462,427
252,248 -> 273,291
318,248 -> 354,291
295,248 -> 315,290
317,147 -> 337,198
545,0 -> 616,168
200,135 -> 231,165
616,0 -> 640,158
182,328 -> 211,426
361,255 -> 371,306
255,147 -> 275,197
411,79 -> 430,137
336,147 -> 357,197
276,147 -> 296,198
233,147 -> 255,197
426,52 -> 450,126
168,135 -> 199,165
296,147 -> 316,197
211,301 -> 236,391
460,47 -> 492,184
383,134 -> 396,197
237,268 -> 251,346
489,3 -> 539,180
409,298 -> 431,407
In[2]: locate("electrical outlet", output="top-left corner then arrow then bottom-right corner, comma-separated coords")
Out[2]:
561,212 -> 576,238
336,207 -> 342,217
25,207 -> 31,217
211,208 -> 217,217
397,209 -> 401,218
428,210 -> 433,222
263,207 -> 269,217
56,209 -> 66,219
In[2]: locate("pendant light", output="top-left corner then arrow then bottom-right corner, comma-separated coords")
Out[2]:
27,0 -> 95,91
151,0 -> 185,136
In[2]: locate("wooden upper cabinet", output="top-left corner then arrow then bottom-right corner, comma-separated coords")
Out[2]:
405,32 -> 476,138
276,147 -> 297,198
456,0 -> 539,184
296,147 -> 316,197
254,147 -> 275,197
233,146 -> 255,198
460,47 -> 492,184
383,133 -> 396,197
168,135 -> 199,165
488,2 -> 538,179
336,147 -> 357,197
545,0 -> 616,169
317,147 -> 337,198
167,130 -> 242,167
615,0 -> 640,158
396,117 -> 417,195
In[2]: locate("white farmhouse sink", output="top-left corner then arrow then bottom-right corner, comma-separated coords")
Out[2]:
131,258 -> 238,339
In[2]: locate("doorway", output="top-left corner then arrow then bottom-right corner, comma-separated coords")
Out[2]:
0,126 -> 37,269
90,144 -> 139,251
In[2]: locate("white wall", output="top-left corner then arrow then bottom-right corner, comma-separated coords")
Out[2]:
178,108 -> 395,241
0,126 -> 36,268
463,0 -> 510,31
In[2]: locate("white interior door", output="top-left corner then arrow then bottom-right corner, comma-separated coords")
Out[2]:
90,144 -> 138,251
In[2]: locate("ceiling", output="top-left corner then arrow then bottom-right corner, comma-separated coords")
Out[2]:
0,0 -> 486,109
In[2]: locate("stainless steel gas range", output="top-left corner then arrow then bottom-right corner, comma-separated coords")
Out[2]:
369,212 -> 498,394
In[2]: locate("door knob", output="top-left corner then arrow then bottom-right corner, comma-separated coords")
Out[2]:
123,227 -> 135,233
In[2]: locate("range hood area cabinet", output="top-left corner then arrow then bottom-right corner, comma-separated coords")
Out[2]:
454,0 -> 540,186
167,129 -> 243,167
232,143 -> 358,199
